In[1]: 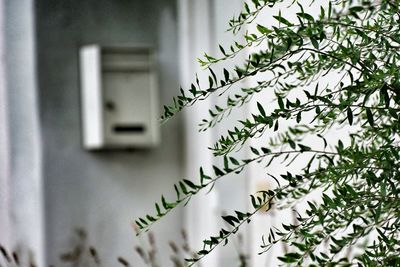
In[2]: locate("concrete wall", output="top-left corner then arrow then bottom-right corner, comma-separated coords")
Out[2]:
35,1 -> 183,266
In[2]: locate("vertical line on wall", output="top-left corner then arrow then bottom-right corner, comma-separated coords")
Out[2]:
0,0 -> 11,249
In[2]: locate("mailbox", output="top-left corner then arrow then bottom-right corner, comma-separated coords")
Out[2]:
79,45 -> 159,150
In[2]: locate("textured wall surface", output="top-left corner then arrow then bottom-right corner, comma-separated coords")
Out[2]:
35,1 -> 183,266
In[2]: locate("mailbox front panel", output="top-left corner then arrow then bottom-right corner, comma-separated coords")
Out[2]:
80,45 -> 159,150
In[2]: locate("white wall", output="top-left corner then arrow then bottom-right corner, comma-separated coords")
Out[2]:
2,0 -> 45,265
0,0 -> 10,249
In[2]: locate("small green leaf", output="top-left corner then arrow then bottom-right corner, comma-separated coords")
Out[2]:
347,107 -> 353,125
219,45 -> 227,56
257,102 -> 266,117
161,196 -> 169,209
222,215 -> 240,227
250,195 -> 257,208
296,112 -> 301,123
250,146 -> 260,155
139,218 -> 148,226
155,203 -> 162,216
274,120 -> 279,131
179,181 -> 189,194
223,68 -> 230,82
366,108 -> 374,126
349,6 -> 363,13
213,165 -> 225,176
256,24 -> 272,34
135,220 -> 143,229
273,15 -> 294,26
298,144 -> 311,152
229,157 -> 240,165
310,38 -> 319,49
208,76 -> 214,88
278,96 -> 284,110
288,139 -> 296,149
174,184 -> 180,200
183,179 -> 198,190
146,215 -> 156,222
296,12 -> 314,22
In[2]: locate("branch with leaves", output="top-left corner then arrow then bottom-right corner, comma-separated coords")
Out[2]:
137,0 -> 400,266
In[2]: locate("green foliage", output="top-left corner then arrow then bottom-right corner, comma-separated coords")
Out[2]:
137,0 -> 400,266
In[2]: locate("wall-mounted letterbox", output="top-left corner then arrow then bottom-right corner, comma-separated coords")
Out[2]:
79,45 -> 159,150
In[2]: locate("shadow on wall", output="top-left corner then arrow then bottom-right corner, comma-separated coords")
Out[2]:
0,228 -> 217,267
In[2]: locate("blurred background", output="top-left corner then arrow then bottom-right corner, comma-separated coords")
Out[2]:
0,0 -> 322,266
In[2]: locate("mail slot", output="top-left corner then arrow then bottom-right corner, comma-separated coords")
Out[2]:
113,125 -> 146,133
